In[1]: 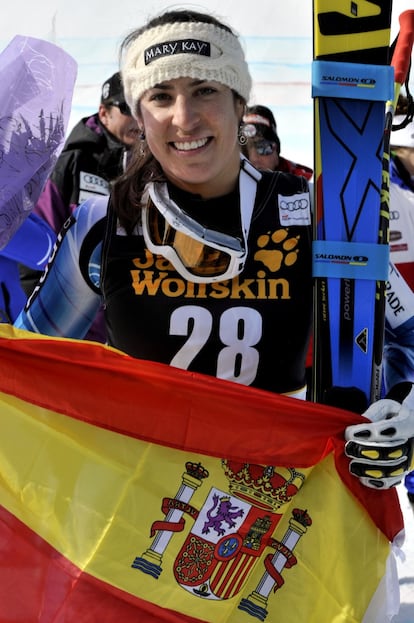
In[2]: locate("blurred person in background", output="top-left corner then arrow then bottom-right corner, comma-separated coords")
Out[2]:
19,71 -> 139,342
240,104 -> 313,180
32,71 -> 139,234
386,93 -> 414,502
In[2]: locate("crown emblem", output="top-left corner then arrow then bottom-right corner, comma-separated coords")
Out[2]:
222,460 -> 305,512
292,507 -> 312,528
185,461 -> 209,480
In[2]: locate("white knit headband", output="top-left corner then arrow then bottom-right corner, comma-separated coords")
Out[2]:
121,21 -> 252,115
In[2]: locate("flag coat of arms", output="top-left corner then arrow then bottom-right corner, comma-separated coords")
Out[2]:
0,325 -> 404,622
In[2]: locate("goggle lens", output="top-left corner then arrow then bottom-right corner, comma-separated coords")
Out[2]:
147,201 -> 232,277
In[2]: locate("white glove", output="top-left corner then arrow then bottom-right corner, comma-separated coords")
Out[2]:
345,384 -> 414,489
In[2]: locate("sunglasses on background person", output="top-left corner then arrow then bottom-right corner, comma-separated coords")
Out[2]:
109,100 -> 132,116
248,139 -> 277,156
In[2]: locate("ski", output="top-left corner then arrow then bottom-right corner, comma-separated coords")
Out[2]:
311,0 -> 394,409
313,0 -> 414,411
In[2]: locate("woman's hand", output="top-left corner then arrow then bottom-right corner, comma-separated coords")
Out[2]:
345,384 -> 414,489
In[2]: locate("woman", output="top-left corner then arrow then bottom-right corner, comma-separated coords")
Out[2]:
15,9 -> 414,489
16,9 -> 313,398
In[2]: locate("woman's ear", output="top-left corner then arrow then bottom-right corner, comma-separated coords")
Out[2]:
135,103 -> 143,125
236,98 -> 246,123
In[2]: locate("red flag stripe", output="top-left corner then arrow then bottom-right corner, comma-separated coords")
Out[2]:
0,505 -> 204,623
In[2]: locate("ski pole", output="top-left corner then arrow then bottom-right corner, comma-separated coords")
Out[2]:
391,10 -> 414,103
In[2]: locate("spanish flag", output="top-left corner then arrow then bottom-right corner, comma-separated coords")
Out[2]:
0,324 -> 403,623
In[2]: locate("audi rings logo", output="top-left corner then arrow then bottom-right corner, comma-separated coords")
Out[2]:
83,173 -> 108,188
279,197 -> 309,212
278,192 -> 311,227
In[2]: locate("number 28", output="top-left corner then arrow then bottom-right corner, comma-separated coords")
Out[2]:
169,305 -> 262,385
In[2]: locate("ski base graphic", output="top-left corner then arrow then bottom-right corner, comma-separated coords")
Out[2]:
312,0 -> 393,407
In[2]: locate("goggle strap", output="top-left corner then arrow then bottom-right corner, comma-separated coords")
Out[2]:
239,156 -> 261,241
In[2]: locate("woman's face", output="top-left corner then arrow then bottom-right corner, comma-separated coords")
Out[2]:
138,77 -> 244,197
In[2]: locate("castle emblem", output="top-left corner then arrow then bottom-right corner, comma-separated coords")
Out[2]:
131,460 -> 311,619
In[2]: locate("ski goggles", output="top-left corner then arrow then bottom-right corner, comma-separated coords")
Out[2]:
248,139 -> 276,156
142,183 -> 248,283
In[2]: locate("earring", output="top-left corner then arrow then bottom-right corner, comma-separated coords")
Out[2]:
139,129 -> 146,156
238,125 -> 247,146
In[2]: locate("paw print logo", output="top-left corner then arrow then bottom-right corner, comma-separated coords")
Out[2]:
254,229 -> 299,277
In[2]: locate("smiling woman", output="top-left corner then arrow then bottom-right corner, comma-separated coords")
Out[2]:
101,9 -> 314,394
117,10 -> 252,212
